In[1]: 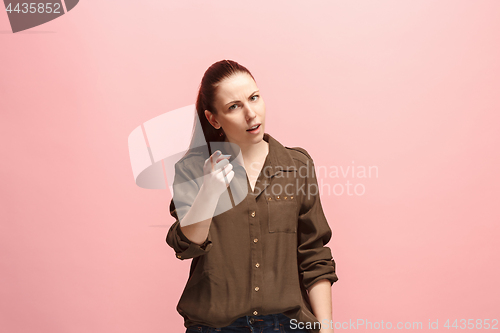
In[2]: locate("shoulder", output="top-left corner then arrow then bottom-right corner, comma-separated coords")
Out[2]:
178,145 -> 210,163
285,146 -> 313,166
177,149 -> 206,164
174,147 -> 207,178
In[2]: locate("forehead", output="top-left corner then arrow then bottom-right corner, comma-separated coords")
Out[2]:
216,73 -> 257,101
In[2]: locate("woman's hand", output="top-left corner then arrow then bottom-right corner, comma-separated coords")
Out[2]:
202,150 -> 234,198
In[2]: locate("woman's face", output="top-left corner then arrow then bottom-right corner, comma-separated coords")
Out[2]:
205,72 -> 266,148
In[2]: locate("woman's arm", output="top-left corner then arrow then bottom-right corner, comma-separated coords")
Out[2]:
166,163 -> 218,259
308,279 -> 334,333
178,183 -> 219,245
167,153 -> 234,259
291,147 -> 338,332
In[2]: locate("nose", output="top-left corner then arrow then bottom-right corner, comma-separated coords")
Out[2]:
244,104 -> 257,121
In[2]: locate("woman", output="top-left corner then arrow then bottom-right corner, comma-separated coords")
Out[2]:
166,60 -> 338,333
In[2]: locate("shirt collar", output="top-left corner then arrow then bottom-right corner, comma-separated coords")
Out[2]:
263,132 -> 297,177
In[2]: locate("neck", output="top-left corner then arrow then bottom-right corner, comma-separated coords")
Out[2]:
226,135 -> 269,162
243,140 -> 268,161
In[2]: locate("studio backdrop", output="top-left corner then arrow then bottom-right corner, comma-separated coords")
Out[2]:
2,1 -> 499,332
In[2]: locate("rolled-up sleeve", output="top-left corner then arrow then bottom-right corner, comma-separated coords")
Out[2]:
166,160 -> 213,260
296,151 -> 339,291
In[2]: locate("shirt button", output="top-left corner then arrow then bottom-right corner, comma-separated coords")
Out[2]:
254,286 -> 260,291
253,238 -> 258,243
255,263 -> 260,268
253,310 -> 258,315
250,211 -> 256,218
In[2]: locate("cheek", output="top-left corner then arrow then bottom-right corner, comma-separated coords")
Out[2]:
225,118 -> 243,131
257,104 -> 265,116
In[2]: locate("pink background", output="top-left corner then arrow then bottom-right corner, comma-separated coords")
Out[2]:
1,0 -> 499,332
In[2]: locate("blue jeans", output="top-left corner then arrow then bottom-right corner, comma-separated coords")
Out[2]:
185,313 -> 310,333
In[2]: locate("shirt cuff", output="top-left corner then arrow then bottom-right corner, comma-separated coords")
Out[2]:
172,222 -> 213,260
302,259 -> 339,291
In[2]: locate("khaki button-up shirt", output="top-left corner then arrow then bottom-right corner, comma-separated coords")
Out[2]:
166,133 -> 338,333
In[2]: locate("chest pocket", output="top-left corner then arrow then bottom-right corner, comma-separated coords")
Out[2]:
267,196 -> 298,233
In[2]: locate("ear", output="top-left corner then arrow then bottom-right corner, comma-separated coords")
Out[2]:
204,110 -> 220,129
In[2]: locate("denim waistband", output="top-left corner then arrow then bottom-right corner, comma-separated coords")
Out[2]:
212,313 -> 290,330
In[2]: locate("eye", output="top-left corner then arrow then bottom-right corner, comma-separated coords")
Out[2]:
251,95 -> 259,101
228,104 -> 238,110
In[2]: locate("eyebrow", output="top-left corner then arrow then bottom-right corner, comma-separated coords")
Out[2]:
224,90 -> 260,107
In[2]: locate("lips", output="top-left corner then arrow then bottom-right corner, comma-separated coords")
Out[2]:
246,124 -> 261,131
